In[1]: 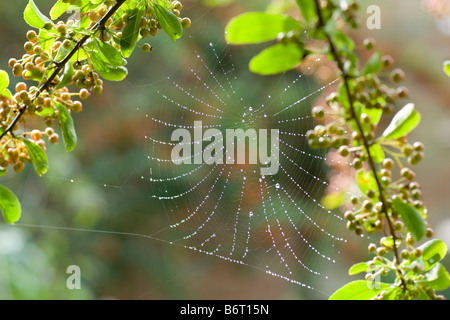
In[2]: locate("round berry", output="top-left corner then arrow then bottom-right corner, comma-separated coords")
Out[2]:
391,68 -> 405,83
93,85 -> 103,95
381,55 -> 394,69
24,41 -> 34,53
312,106 -> 325,119
79,89 -> 89,100
400,249 -> 410,260
382,158 -> 394,170
26,30 -> 37,42
89,11 -> 100,21
42,22 -> 53,30
173,1 -> 183,11
363,38 -> 375,50
142,43 -> 152,53
62,39 -> 72,49
13,162 -> 25,173
31,129 -> 42,141
15,82 -> 27,93
44,127 -> 54,136
181,17 -> 191,29
49,133 -> 59,144
72,101 -> 83,113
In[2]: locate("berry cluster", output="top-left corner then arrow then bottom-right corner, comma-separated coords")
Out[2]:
0,0 -> 190,177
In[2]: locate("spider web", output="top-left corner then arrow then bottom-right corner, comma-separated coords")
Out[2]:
141,41 -> 350,293
5,37 -> 359,299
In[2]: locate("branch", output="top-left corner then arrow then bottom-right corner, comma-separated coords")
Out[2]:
0,0 -> 127,141
312,0 -> 406,288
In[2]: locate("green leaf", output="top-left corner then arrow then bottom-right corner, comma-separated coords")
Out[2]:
444,61 -> 450,77
0,185 -> 21,224
249,43 -> 304,75
225,12 -> 302,44
0,70 -> 9,89
295,0 -> 317,25
95,41 -> 126,68
153,3 -> 183,42
419,263 -> 450,291
381,103 -> 421,140
356,169 -> 378,197
24,0 -> 53,29
55,62 -> 74,90
39,29 -> 55,54
22,139 -> 48,176
50,0 -> 92,19
55,102 -> 77,152
50,0 -> 71,20
418,239 -> 448,271
381,287 -> 402,300
337,82 -> 350,110
361,51 -> 382,75
369,143 -> 385,164
329,280 -> 392,300
120,8 -> 144,58
380,236 -> 401,248
0,70 -> 11,99
321,191 -> 346,210
348,262 -> 368,275
89,52 -> 128,81
392,198 -> 426,242
0,89 -> 13,100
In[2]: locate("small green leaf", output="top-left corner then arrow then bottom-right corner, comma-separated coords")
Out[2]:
0,71 -> 12,99
329,280 -> 392,300
225,12 -> 302,44
356,169 -> 378,197
39,29 -> 55,54
381,103 -> 421,140
55,61 -> 74,90
295,0 -> 317,25
0,70 -> 10,90
348,262 -> 368,276
55,102 -> 77,152
249,43 -> 304,75
380,236 -> 401,248
444,61 -> 450,77
0,89 -> 13,100
418,263 -> 450,291
337,82 -> 350,110
89,53 -> 128,81
361,51 -> 382,75
392,198 -> 426,242
95,41 -> 126,68
50,0 -> 71,20
418,239 -> 448,271
321,191 -> 346,210
0,185 -> 21,224
153,3 -> 183,42
22,139 -> 48,176
381,287 -> 402,300
120,8 -> 144,58
369,144 -> 385,164
24,0 -> 53,29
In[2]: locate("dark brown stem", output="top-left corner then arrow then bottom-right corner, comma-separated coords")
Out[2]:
0,0 -> 127,141
312,0 -> 406,289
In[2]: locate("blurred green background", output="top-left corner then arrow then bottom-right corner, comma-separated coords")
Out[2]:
0,0 -> 449,300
